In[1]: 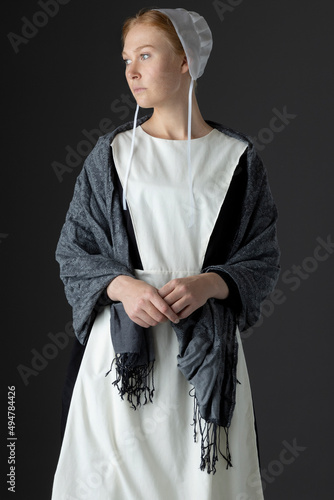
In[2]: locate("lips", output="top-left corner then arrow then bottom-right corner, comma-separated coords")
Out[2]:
133,88 -> 146,94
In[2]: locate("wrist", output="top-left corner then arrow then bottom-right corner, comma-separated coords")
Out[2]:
204,272 -> 229,300
107,275 -> 136,301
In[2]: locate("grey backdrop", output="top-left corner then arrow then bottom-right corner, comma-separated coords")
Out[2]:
2,0 -> 333,499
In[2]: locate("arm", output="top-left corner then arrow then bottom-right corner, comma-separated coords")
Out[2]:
55,136 -> 135,344
203,147 -> 281,331
162,145 -> 280,328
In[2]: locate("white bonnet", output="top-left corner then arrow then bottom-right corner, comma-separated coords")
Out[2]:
153,8 -> 213,80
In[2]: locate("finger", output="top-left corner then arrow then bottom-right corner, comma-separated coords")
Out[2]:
176,305 -> 194,320
131,315 -> 152,328
134,295 -> 172,325
160,287 -> 184,306
159,284 -> 187,307
144,304 -> 169,324
158,281 -> 176,299
151,294 -> 180,323
133,309 -> 161,328
132,292 -> 167,324
124,305 -> 153,328
162,280 -> 193,302
170,297 -> 193,315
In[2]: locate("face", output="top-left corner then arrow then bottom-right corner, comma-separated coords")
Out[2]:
122,23 -> 189,109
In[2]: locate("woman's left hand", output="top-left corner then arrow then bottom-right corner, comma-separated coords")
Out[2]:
158,273 -> 229,320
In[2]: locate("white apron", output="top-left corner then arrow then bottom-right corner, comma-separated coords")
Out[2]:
51,126 -> 264,500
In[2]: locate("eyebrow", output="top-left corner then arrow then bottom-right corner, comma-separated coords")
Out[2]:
122,44 -> 155,57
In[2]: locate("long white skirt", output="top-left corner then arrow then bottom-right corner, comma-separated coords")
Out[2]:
52,126 -> 264,499
51,273 -> 264,500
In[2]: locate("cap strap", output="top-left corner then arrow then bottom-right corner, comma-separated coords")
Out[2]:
187,78 -> 195,227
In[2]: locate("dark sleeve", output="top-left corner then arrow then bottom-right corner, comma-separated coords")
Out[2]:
203,145 -> 280,332
213,270 -> 242,311
55,138 -> 135,345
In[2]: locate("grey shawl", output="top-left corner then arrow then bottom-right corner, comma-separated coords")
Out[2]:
56,115 -> 280,473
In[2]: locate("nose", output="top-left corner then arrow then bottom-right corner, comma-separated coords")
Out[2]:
126,62 -> 140,80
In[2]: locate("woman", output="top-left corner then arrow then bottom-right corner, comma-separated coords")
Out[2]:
51,7 -> 280,500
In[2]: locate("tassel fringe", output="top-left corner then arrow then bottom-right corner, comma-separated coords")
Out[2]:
106,361 -> 232,473
105,354 -> 155,409
190,388 -> 232,474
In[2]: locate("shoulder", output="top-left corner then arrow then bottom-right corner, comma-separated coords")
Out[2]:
207,121 -> 261,165
81,117 -> 146,172
206,120 -> 252,146
77,115 -> 152,191
206,120 -> 267,186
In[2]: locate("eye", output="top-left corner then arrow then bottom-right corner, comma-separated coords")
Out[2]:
122,53 -> 150,67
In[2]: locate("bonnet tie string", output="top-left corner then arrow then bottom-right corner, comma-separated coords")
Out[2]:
123,91 -> 195,227
187,77 -> 195,228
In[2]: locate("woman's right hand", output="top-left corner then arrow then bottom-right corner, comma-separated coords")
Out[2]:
106,275 -> 180,328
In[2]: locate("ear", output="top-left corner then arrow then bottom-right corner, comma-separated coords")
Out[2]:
181,55 -> 189,74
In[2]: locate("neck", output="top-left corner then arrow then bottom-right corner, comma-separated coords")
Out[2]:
141,87 -> 212,140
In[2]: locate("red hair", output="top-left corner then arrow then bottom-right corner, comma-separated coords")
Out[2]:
122,8 -> 185,58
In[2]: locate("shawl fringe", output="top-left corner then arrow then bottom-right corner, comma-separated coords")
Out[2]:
190,388 -> 232,474
105,354 -> 155,409
106,359 -> 233,474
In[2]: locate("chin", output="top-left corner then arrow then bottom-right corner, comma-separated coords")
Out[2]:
134,97 -> 153,110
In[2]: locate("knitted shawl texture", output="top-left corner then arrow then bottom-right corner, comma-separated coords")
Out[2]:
55,115 -> 280,473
